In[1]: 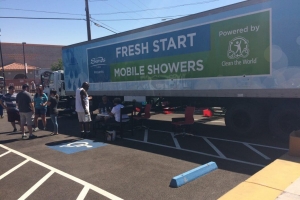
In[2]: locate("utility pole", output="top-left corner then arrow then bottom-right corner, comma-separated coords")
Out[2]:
85,0 -> 92,41
22,42 -> 27,79
0,29 -> 5,91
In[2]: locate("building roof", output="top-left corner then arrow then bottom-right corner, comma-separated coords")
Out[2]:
3,63 -> 37,71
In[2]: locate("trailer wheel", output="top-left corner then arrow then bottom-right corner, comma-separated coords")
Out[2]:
225,104 -> 262,137
269,105 -> 300,141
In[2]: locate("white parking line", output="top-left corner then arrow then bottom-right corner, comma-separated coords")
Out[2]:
170,133 -> 181,149
124,138 -> 265,167
0,151 -> 11,157
18,171 -> 55,200
243,143 -> 271,160
0,159 -> 29,180
144,129 -> 148,142
136,129 -> 289,167
150,129 -> 288,151
0,144 -> 123,200
201,135 -> 289,151
76,186 -> 90,200
208,120 -> 225,123
203,137 -> 226,158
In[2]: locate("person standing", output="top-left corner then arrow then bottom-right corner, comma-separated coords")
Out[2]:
75,82 -> 92,137
31,81 -> 36,93
16,84 -> 35,139
0,86 -> 20,131
0,91 -> 3,118
47,89 -> 59,135
33,85 -> 48,131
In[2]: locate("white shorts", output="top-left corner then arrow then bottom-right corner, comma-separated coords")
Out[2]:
77,112 -> 91,122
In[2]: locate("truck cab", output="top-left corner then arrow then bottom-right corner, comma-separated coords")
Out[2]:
0,76 -> 4,94
47,70 -> 75,115
48,70 -> 66,97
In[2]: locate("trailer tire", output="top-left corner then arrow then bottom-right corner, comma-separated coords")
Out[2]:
225,104 -> 262,137
269,105 -> 300,141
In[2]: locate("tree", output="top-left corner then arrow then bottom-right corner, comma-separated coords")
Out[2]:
51,59 -> 63,71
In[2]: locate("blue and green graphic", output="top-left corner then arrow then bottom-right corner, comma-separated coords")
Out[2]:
87,10 -> 270,83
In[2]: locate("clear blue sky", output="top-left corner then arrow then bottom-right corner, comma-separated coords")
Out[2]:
0,0 -> 245,46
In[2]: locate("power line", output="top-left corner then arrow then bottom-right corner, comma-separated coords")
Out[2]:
0,7 -> 85,16
90,18 -> 117,33
0,0 -> 218,17
0,15 -> 186,21
90,17 -> 119,32
86,15 -> 187,21
136,0 -> 160,18
102,0 -> 149,27
115,0 -> 149,26
0,16 -> 85,20
92,0 -> 219,15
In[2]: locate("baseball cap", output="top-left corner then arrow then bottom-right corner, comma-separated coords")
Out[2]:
22,84 -> 29,90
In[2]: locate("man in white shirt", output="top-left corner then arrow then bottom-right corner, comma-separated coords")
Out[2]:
75,82 -> 92,137
106,98 -> 128,122
104,98 -> 129,139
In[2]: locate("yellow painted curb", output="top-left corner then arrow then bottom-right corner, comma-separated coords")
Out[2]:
218,182 -> 282,200
247,159 -> 300,191
219,155 -> 300,200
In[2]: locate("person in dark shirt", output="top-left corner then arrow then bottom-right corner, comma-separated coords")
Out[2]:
16,84 -> 36,139
97,95 -> 113,122
0,86 -> 20,131
0,104 -> 2,118
0,92 -> 3,118
47,89 -> 59,135
98,95 -> 113,114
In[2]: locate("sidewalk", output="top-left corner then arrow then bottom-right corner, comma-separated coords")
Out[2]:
219,153 -> 300,200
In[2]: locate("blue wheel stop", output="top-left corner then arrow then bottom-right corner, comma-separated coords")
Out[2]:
170,162 -> 218,188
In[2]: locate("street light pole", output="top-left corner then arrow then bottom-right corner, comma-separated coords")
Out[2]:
22,42 -> 27,79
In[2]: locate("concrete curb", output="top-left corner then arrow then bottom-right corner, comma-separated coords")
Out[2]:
170,161 -> 218,188
219,154 -> 300,200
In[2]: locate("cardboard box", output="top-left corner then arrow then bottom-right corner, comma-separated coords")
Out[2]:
289,130 -> 300,157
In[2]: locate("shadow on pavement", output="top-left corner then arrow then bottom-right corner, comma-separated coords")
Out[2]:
46,139 -> 81,147
40,115 -> 289,176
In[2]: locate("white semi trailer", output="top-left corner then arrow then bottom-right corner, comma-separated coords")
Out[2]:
62,0 -> 300,140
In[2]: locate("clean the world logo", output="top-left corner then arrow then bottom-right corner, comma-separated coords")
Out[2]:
227,37 -> 249,59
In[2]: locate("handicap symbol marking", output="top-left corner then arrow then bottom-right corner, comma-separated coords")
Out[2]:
60,142 -> 93,148
47,139 -> 107,154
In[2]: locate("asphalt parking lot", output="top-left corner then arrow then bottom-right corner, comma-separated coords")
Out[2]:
0,111 -> 289,200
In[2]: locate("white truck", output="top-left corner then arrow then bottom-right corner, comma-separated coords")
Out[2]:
62,0 -> 300,140
0,76 -> 4,90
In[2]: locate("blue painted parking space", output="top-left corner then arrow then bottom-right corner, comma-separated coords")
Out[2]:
47,139 -> 107,154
